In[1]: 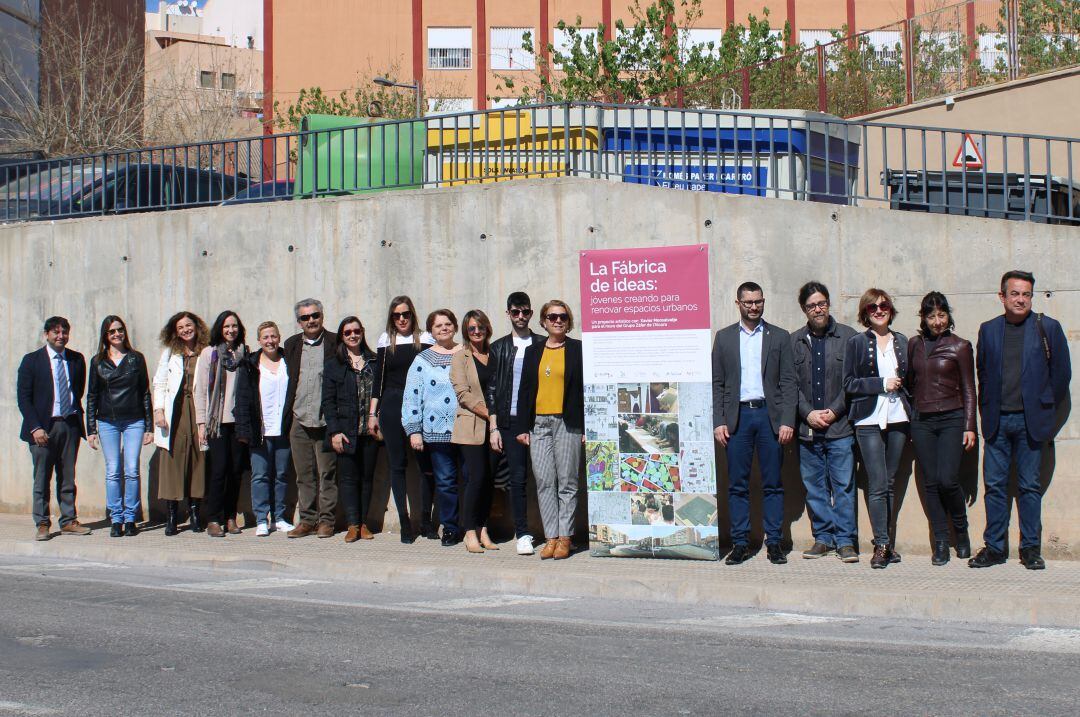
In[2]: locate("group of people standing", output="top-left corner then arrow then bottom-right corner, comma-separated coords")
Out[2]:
16,292 -> 585,562
711,270 -> 1070,570
16,270 -> 1071,570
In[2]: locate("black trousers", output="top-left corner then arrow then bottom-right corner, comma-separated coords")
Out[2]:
205,423 -> 247,524
499,415 -> 531,537
378,389 -> 435,528
338,435 -> 380,527
460,442 -> 496,532
910,409 -> 969,542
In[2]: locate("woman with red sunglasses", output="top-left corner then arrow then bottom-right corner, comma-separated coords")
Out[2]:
844,289 -> 911,569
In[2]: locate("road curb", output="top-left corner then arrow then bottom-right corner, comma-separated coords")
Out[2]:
4,536 -> 1079,628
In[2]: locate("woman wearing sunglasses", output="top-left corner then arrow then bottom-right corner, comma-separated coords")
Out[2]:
451,310 -> 500,553
905,292 -> 976,565
324,317 -> 380,543
844,289 -> 911,569
369,296 -> 435,543
403,310 -> 464,546
515,300 -> 584,561
86,315 -> 153,537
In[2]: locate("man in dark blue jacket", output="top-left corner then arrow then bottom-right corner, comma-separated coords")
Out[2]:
971,270 -> 1071,570
16,317 -> 91,541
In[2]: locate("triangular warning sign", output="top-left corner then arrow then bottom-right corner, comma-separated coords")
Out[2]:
952,133 -> 985,169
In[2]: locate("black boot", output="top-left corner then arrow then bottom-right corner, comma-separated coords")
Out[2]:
188,500 -> 204,533
932,540 -> 950,566
124,521 -> 139,537
954,531 -> 971,559
164,501 -> 179,536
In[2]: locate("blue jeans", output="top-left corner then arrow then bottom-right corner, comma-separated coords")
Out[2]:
427,442 -> 461,536
250,436 -> 291,524
98,418 -> 144,524
726,405 -> 783,545
798,436 -> 856,548
983,412 -> 1044,553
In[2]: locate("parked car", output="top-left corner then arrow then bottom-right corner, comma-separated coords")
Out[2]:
0,163 -> 248,222
222,180 -> 295,205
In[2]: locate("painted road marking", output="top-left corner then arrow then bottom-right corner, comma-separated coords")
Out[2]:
0,562 -> 122,572
1008,628 -> 1080,654
169,577 -> 324,591
0,701 -> 61,715
670,612 -> 856,629
401,594 -> 569,610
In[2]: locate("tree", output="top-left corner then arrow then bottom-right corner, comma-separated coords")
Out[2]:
274,63 -> 457,130
143,39 -> 262,147
495,0 -> 789,104
0,0 -> 144,157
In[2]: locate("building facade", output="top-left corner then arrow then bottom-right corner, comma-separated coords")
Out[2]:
266,0 -> 992,120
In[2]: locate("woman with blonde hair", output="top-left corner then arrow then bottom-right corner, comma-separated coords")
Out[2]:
515,300 -> 584,561
153,310 -> 210,536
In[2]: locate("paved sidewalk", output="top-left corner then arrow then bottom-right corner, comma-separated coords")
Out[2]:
3,512 -> 1078,628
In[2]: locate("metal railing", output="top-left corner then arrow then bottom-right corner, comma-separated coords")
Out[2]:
652,0 -> 1079,118
1,101 -> 1076,225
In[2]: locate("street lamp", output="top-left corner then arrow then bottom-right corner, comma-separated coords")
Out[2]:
373,76 -> 423,118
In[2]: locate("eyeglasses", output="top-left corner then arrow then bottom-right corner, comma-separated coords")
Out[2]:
803,301 -> 829,312
739,299 -> 765,308
392,311 -> 412,321
342,328 -> 363,337
467,326 -> 487,335
298,312 -> 321,322
545,313 -> 569,323
867,301 -> 893,314
107,327 -> 125,335
509,308 -> 533,318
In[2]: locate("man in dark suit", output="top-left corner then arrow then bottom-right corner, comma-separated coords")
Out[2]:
16,316 -> 92,540
970,270 -> 1071,570
712,282 -> 797,565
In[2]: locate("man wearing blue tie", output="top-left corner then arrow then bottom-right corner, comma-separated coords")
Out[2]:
17,317 -> 91,541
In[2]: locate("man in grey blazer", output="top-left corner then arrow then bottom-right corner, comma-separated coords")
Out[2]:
712,282 -> 798,565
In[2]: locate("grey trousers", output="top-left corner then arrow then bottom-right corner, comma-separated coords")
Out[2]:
530,414 -> 582,538
290,422 -> 337,525
30,417 -> 81,527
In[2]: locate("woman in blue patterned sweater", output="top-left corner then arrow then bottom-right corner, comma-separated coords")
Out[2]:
403,309 -> 464,545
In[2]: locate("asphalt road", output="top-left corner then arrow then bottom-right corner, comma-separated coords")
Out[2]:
0,555 -> 1077,716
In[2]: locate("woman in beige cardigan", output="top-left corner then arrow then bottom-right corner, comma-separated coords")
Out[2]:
450,310 -> 500,554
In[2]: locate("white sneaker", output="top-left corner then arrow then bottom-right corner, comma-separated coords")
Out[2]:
275,519 -> 294,533
516,535 -> 535,555
255,522 -> 270,537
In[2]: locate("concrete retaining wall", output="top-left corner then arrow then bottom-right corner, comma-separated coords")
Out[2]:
1,177 -> 1076,556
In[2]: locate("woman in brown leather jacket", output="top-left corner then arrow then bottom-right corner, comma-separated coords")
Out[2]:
906,292 -> 977,566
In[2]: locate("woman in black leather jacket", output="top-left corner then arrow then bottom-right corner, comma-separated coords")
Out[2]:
86,315 -> 153,538
843,289 -> 911,569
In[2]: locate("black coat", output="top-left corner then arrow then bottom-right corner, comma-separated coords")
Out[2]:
234,350 -> 292,446
790,318 -> 857,441
485,331 -> 543,429
86,351 -> 152,435
515,337 -> 584,433
321,349 -> 376,454
843,329 -> 911,424
17,346 -> 86,442
281,330 -> 338,424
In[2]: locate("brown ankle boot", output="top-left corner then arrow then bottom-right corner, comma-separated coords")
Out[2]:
206,521 -> 225,538
553,536 -> 572,560
344,525 -> 361,543
360,524 -> 375,540
539,539 -> 558,560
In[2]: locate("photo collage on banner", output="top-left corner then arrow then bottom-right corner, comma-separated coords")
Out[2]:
580,244 -> 719,560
